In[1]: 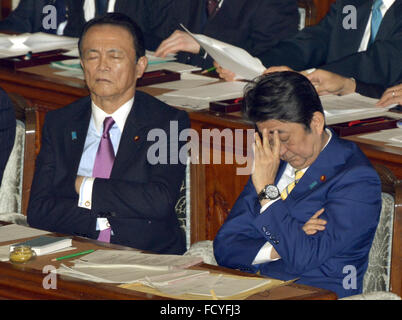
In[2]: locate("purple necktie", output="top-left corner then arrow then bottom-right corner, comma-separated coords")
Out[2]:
93,116 -> 115,242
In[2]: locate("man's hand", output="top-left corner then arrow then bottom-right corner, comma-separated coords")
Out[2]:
252,129 -> 281,200
306,69 -> 356,96
214,61 -> 237,82
154,30 -> 200,57
377,83 -> 402,107
75,176 -> 85,194
303,208 -> 327,235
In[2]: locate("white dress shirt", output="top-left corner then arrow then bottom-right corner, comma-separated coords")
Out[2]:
83,0 -> 117,22
358,0 -> 395,52
252,129 -> 332,265
77,97 -> 134,231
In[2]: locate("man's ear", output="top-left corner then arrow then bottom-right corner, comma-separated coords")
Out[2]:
135,56 -> 148,79
310,111 -> 325,135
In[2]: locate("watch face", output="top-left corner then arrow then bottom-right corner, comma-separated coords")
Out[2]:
265,185 -> 279,199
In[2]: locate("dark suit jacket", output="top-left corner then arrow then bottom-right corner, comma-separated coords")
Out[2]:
0,0 -> 85,37
27,91 -> 190,254
258,0 -> 402,87
0,88 -> 16,184
213,131 -> 381,298
142,0 -> 299,68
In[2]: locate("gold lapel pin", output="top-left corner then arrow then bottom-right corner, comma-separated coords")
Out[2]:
134,136 -> 140,142
320,175 -> 326,182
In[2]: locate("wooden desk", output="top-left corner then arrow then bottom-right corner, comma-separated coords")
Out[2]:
0,222 -> 336,300
0,64 -> 401,245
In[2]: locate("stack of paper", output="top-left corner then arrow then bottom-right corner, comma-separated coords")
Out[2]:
146,50 -> 176,65
157,81 -> 246,110
139,272 -> 272,299
321,93 -> 396,125
358,127 -> 402,148
54,250 -> 204,284
0,32 -> 78,58
0,224 -> 50,243
149,72 -> 217,90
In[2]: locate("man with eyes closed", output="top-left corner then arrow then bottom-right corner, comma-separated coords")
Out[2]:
27,13 -> 190,254
213,72 -> 382,298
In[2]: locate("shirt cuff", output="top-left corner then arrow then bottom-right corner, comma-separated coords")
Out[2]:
252,242 -> 281,265
260,197 -> 281,213
78,177 -> 95,210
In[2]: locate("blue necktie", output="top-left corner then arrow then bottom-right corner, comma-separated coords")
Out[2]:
96,0 -> 109,16
370,0 -> 383,45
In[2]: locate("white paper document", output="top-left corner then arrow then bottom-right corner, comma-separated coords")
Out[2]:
0,224 -> 50,243
157,81 -> 246,109
320,93 -> 396,125
149,72 -> 217,90
358,127 -> 402,147
146,50 -> 176,65
146,61 -> 202,73
71,249 -> 203,270
181,25 -> 265,80
141,272 -> 271,298
0,32 -> 78,58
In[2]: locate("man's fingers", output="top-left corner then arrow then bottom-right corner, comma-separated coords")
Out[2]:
311,208 -> 325,219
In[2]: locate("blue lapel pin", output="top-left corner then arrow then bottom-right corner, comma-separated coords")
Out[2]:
309,181 -> 318,190
71,131 -> 77,140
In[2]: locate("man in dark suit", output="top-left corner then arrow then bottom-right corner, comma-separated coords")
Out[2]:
218,0 -> 402,89
0,0 -> 150,38
152,0 -> 299,69
213,72 -> 382,298
0,88 -> 16,184
0,0 -> 86,36
27,13 -> 189,254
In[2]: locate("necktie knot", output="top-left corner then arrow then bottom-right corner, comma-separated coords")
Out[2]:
281,169 -> 305,200
370,0 -> 383,44
92,116 -> 116,180
102,116 -> 115,136
373,0 -> 383,11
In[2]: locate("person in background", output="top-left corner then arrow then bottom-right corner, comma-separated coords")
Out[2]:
27,13 -> 189,254
0,87 -> 16,185
216,0 -> 402,90
213,72 -> 381,298
153,0 -> 300,69
0,0 -> 156,42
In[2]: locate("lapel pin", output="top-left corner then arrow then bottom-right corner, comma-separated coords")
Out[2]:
71,131 -> 77,140
309,181 -> 318,190
134,136 -> 140,142
320,175 -> 326,182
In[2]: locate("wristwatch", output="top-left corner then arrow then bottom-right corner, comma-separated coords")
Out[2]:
258,184 -> 280,201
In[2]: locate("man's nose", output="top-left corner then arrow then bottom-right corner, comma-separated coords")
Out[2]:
98,55 -> 110,71
279,143 -> 287,157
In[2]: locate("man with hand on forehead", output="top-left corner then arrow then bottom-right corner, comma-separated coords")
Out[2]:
213,72 -> 381,298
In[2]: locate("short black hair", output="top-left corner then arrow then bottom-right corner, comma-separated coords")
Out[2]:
242,71 -> 324,131
78,13 -> 145,61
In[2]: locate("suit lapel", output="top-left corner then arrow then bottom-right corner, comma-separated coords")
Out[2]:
376,0 -> 402,40
110,93 -> 150,177
65,99 -> 92,175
